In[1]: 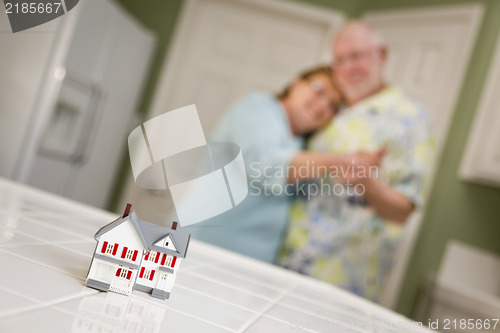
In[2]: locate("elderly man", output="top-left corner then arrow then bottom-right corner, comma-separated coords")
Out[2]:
279,21 -> 435,302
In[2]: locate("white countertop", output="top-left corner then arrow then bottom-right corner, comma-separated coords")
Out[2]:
0,178 -> 431,332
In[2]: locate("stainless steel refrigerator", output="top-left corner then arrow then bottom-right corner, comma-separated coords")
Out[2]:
0,0 -> 156,209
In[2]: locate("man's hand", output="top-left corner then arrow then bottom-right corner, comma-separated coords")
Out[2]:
335,148 -> 414,223
335,148 -> 386,184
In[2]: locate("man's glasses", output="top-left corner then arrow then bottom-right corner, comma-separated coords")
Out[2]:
332,47 -> 378,68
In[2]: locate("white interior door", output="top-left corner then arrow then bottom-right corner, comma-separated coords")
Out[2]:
120,0 -> 344,222
363,3 -> 483,308
364,4 -> 483,148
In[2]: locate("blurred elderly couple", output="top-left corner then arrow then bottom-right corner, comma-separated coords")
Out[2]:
187,20 -> 435,302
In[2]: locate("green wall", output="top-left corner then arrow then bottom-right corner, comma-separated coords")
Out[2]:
109,0 -> 184,210
117,0 -> 183,117
113,0 -> 500,318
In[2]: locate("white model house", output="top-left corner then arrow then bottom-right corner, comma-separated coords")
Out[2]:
86,204 -> 190,300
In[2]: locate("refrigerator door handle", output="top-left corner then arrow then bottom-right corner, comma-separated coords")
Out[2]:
71,83 -> 104,165
38,67 -> 104,165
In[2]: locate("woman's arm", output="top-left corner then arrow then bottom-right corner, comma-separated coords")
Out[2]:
287,152 -> 340,182
289,150 -> 385,183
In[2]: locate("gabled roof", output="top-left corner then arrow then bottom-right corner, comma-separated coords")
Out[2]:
94,210 -> 190,258
154,234 -> 177,252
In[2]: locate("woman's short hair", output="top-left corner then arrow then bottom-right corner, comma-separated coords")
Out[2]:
276,65 -> 335,100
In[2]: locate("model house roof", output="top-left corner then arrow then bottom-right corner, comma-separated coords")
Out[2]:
94,210 -> 190,258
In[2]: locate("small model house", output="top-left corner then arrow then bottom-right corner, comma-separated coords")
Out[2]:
86,204 -> 190,300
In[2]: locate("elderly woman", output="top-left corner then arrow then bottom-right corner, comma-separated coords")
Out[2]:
186,66 -> 344,263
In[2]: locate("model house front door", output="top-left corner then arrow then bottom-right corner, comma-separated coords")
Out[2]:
155,272 -> 168,291
110,267 -> 134,296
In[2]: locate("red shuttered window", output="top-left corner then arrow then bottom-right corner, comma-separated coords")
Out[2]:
102,242 -> 116,255
121,247 -> 128,258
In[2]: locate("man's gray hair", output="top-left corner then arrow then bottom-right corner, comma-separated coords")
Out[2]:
335,20 -> 386,48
